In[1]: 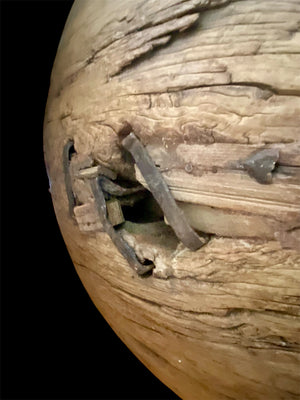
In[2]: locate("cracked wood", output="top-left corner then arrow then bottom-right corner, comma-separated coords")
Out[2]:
44,1 -> 300,399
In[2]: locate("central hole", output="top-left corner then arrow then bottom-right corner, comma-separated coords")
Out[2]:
122,192 -> 164,223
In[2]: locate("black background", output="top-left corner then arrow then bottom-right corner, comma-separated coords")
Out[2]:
0,1 -> 179,399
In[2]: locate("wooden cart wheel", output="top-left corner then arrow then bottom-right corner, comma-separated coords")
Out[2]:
44,1 -> 300,399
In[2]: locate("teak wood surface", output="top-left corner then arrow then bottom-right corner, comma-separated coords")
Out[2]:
44,1 -> 300,399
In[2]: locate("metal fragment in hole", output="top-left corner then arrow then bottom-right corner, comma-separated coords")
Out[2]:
240,148 -> 279,184
118,191 -> 148,207
90,177 -> 153,276
122,132 -> 206,251
99,176 -> 145,197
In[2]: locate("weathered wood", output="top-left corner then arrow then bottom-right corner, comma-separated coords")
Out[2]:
73,201 -> 103,232
44,1 -> 300,399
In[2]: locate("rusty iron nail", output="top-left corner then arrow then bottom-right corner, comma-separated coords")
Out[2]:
122,132 -> 206,251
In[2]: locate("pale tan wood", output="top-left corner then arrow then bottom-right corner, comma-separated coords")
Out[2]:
73,201 -> 103,232
44,1 -> 300,399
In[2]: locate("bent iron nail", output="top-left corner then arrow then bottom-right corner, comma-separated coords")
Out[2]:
122,132 -> 206,251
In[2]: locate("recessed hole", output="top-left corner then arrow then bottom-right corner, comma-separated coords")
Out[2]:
68,143 -> 76,161
118,122 -> 133,142
122,193 -> 164,223
142,259 -> 153,266
63,140 -> 77,216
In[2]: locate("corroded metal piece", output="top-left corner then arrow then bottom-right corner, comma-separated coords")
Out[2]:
240,148 -> 279,184
99,176 -> 145,197
122,132 -> 206,251
90,177 -> 154,276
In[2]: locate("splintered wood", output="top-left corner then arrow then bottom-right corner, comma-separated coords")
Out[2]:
43,1 -> 300,399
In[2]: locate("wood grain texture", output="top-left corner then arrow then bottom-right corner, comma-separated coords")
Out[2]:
44,1 -> 300,399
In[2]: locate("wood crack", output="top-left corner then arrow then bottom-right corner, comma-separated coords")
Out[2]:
45,1 -> 300,397
75,261 -> 300,317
